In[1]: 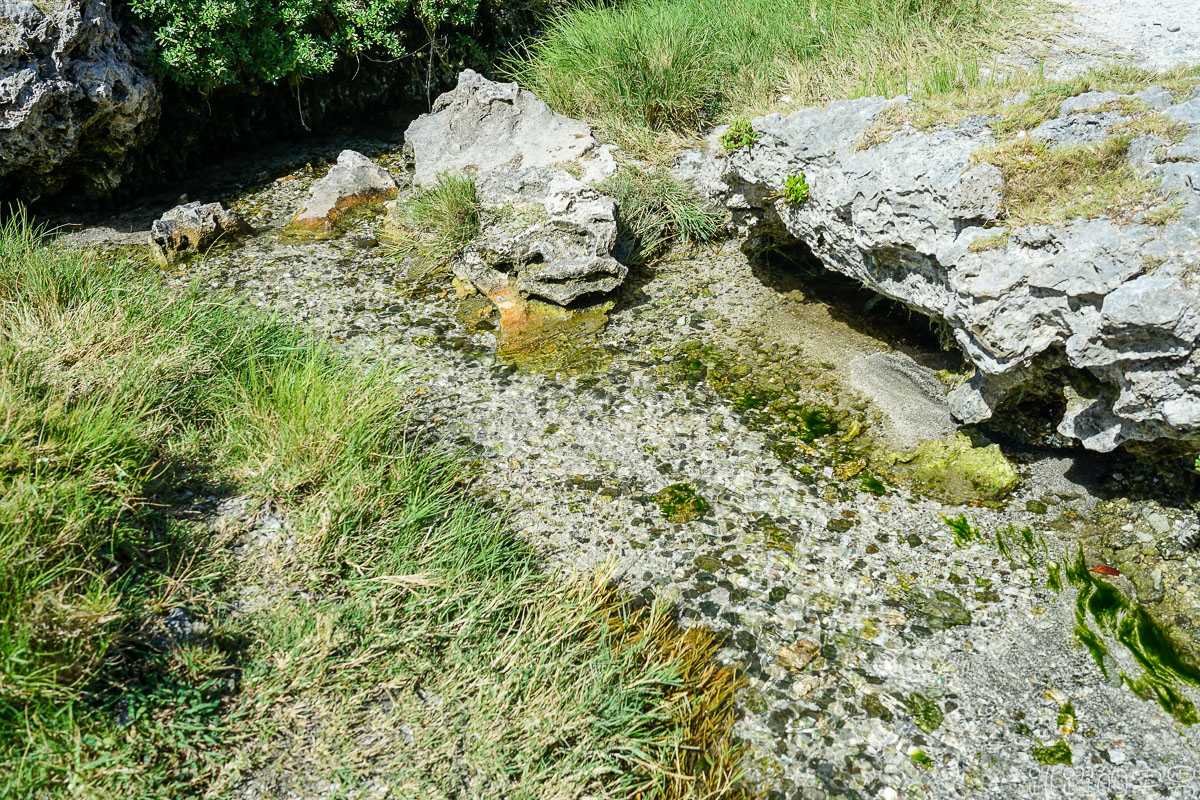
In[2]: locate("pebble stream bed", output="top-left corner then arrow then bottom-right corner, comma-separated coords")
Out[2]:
69,139 -> 1200,800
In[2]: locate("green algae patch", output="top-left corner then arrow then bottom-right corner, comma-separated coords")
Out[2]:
862,694 -> 893,722
893,433 -> 1019,504
1056,703 -> 1076,734
859,472 -> 887,496
455,291 -> 497,332
909,749 -> 933,768
1031,741 -> 1072,765
1066,549 -> 1200,725
654,483 -> 711,523
495,299 -> 614,376
905,693 -> 944,733
905,588 -> 972,630
661,340 -> 873,483
1046,560 -> 1063,593
943,514 -> 979,546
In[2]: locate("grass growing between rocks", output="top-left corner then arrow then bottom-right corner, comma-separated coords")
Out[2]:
507,0 -> 1035,151
976,134 -> 1161,226
385,171 -> 480,269
0,216 -> 748,799
600,166 -> 723,264
863,64 -> 1200,147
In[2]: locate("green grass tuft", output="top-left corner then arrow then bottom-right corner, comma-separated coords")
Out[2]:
385,172 -> 481,268
507,0 -> 1035,151
599,166 -> 722,264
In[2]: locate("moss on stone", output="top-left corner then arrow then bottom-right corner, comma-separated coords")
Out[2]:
495,298 -> 613,376
905,692 -> 944,733
1031,740 -> 1072,765
893,433 -> 1019,504
654,483 -> 710,523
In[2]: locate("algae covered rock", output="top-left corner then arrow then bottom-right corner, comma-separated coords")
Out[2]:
653,483 -> 710,523
894,433 -> 1019,503
149,201 -> 250,265
288,150 -> 399,237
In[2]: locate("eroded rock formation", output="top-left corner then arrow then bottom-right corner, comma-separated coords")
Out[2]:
677,87 -> 1200,453
150,201 -> 249,265
402,70 -> 626,312
0,0 -> 159,198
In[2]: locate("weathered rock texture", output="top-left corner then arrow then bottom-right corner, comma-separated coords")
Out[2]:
404,69 -> 616,188
289,149 -> 400,235
150,201 -> 249,265
403,70 -> 625,309
455,167 -> 623,307
0,0 -> 158,198
677,86 -> 1200,452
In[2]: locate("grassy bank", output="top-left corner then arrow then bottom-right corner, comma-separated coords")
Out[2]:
0,217 -> 744,799
508,0 -> 1036,150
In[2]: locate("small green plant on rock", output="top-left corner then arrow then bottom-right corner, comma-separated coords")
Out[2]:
776,173 -> 810,205
719,119 -> 759,151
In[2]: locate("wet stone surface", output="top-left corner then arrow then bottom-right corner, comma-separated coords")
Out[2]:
70,142 -> 1200,799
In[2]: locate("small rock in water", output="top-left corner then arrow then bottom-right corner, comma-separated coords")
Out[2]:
288,150 -> 399,236
149,201 -> 250,265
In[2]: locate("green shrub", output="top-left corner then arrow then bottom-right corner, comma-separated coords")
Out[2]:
128,0 -> 483,90
719,120 -> 759,151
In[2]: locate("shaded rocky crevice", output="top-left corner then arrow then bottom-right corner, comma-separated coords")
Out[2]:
748,238 -> 961,363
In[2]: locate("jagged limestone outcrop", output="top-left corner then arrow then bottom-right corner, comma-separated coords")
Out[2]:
404,69 -> 616,189
675,85 -> 1200,453
401,70 -> 626,310
0,0 -> 159,198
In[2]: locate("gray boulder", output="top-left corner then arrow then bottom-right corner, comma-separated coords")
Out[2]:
404,69 -> 616,188
0,0 -> 158,198
453,167 -> 625,306
403,70 -> 626,308
150,201 -> 250,265
288,149 -> 400,235
676,87 -> 1200,453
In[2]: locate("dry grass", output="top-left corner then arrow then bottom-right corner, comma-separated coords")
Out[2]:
859,64 -> 1200,149
975,135 -> 1163,226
